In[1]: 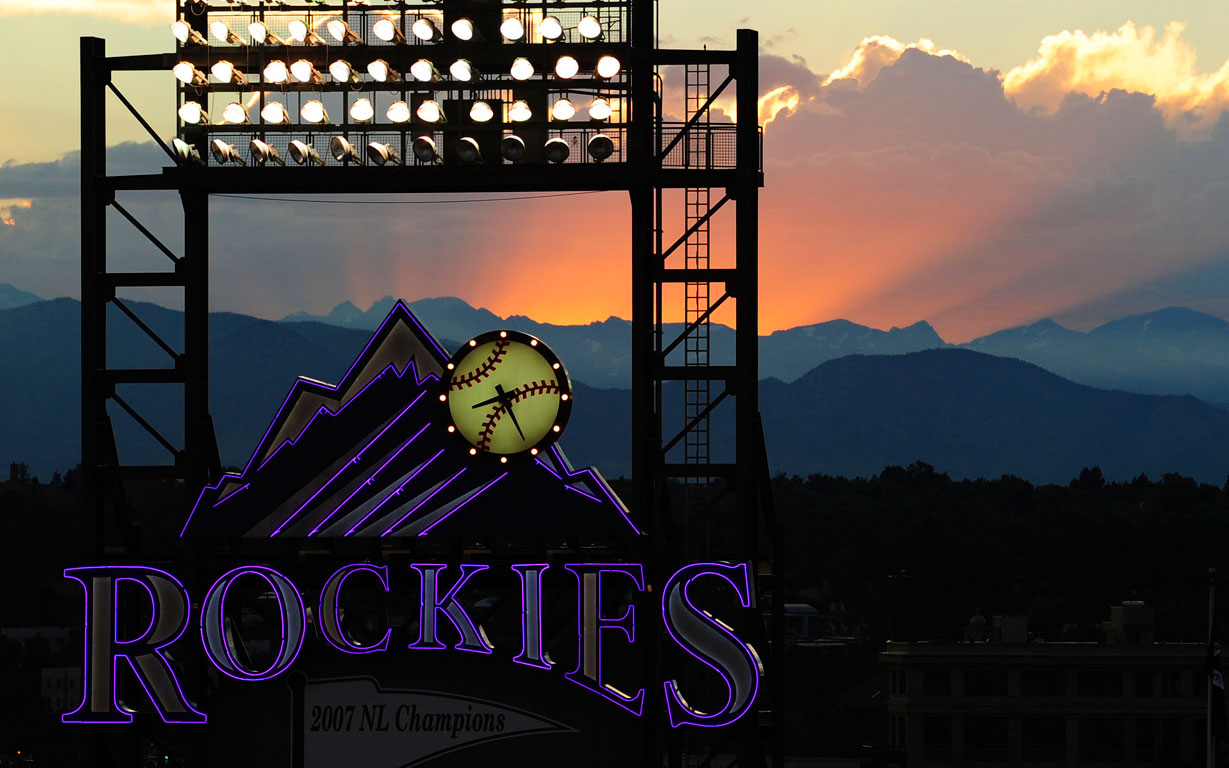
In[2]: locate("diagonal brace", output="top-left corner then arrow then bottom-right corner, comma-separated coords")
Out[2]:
110,297 -> 180,362
663,292 -> 730,358
663,388 -> 730,454
110,393 -> 180,459
107,82 -> 177,163
110,200 -> 180,264
660,194 -> 729,261
657,72 -> 734,162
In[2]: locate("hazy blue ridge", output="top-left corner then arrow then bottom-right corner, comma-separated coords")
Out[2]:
0,283 -> 40,310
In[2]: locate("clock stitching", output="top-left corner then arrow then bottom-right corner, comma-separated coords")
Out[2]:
475,379 -> 561,451
449,339 -> 510,390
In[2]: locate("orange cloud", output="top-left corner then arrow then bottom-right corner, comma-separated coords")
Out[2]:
1004,22 -> 1229,138
825,35 -> 970,86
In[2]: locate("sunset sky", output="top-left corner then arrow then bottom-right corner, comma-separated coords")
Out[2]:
1,1 -> 1228,341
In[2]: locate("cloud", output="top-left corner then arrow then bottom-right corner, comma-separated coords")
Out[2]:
1003,22 -> 1229,138
825,35 -> 971,87
0,0 -> 167,22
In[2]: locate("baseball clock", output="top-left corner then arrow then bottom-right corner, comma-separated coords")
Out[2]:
442,330 -> 572,457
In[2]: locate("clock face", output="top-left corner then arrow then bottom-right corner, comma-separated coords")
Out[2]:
444,330 -> 572,456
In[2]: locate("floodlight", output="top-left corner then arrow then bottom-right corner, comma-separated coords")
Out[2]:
457,137 -> 482,164
290,59 -> 325,84
544,137 -> 571,163
412,136 -> 440,163
410,59 -> 441,82
450,59 -> 477,82
469,101 -> 494,123
596,56 -> 622,79
247,22 -> 285,46
171,137 -> 205,166
587,134 -> 615,161
210,138 -> 246,165
349,98 -> 375,123
260,101 -> 290,124
510,57 -> 534,81
210,21 -> 246,45
508,100 -> 533,122
417,100 -> 444,123
411,17 -> 442,42
588,97 -> 612,120
178,101 -> 208,124
387,101 -> 412,123
287,20 -> 325,46
262,60 -> 289,83
300,100 -> 330,124
577,15 -> 602,40
288,139 -> 323,165
451,18 -> 478,41
173,61 -> 208,86
366,141 -> 401,166
367,59 -> 401,82
222,102 -> 250,124
540,16 -> 563,41
249,138 -> 285,166
551,97 -> 576,121
330,135 -> 361,163
554,56 -> 579,79
329,60 -> 360,83
170,20 -> 207,46
372,18 -> 405,43
326,19 -> 363,44
500,17 -> 525,41
500,135 -> 526,162
210,60 -> 248,86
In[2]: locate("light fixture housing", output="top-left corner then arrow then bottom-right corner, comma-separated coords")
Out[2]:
411,17 -> 442,42
330,135 -> 362,164
508,100 -> 533,122
288,20 -> 325,46
367,59 -> 401,82
288,139 -> 323,166
290,59 -> 325,85
551,98 -> 576,121
500,17 -> 525,41
410,59 -> 441,83
588,97 -> 613,121
329,60 -> 360,84
587,134 -> 615,161
372,18 -> 405,44
262,60 -> 289,84
544,137 -> 571,163
249,138 -> 285,166
500,135 -> 527,162
596,55 -> 622,79
387,101 -> 412,123
417,100 -> 444,123
178,101 -> 208,124
457,137 -> 482,164
326,19 -> 363,45
412,136 -> 440,163
510,57 -> 534,81
210,138 -> 246,166
171,137 -> 205,166
469,101 -> 494,123
366,141 -> 401,166
450,59 -> 478,82
540,16 -> 564,41
170,21 -> 207,46
577,15 -> 602,40
247,21 -> 284,46
554,56 -> 579,80
221,102 -> 250,124
451,18 -> 479,41
260,101 -> 290,124
173,61 -> 208,86
210,60 -> 248,86
209,20 -> 245,45
349,98 -> 375,123
300,100 -> 330,125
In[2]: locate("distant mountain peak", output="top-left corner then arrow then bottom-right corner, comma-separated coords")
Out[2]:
0,283 -> 40,310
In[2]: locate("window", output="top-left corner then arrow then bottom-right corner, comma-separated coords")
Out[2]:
1078,669 -> 1122,697
923,717 -> 951,761
965,717 -> 1009,762
1022,718 -> 1066,762
922,670 -> 951,696
964,669 -> 1009,696
1161,671 -> 1181,696
1021,669 -> 1066,697
1136,718 -> 1155,762
1078,718 -> 1124,763
1134,671 -> 1153,697
889,669 -> 908,696
889,714 -> 907,749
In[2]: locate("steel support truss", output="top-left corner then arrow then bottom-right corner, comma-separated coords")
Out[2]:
80,5 -> 782,765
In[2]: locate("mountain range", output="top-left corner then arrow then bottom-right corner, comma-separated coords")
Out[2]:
3,285 -> 1228,484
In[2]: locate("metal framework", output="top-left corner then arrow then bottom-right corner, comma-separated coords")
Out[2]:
80,2 -> 782,765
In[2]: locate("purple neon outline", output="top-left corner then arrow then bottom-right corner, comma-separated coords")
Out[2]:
510,563 -> 553,671
200,565 -> 306,682
416,471 -> 509,536
563,563 -> 646,716
549,445 -> 642,535
318,564 -> 392,655
564,484 -> 603,504
183,298 -> 447,536
270,389 -> 428,536
408,564 -> 495,654
379,467 -> 466,537
62,565 -> 207,725
309,421 -> 432,536
534,458 -> 562,480
343,446 -> 444,537
211,482 -> 250,508
660,562 -> 762,729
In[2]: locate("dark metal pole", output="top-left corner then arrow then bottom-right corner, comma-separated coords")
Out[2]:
181,189 -> 211,506
81,37 -> 107,562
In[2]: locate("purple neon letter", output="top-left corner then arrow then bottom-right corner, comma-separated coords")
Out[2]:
407,564 -> 494,653
511,564 -> 552,670
200,566 -> 306,681
563,563 -> 645,716
318,564 -> 392,654
62,566 -> 206,724
662,562 -> 762,728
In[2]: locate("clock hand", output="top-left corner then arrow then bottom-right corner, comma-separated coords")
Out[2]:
495,384 -> 527,441
470,389 -> 516,409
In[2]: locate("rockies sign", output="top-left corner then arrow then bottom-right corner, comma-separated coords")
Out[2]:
64,302 -> 765,767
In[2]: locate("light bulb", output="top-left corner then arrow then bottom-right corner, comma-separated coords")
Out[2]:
589,98 -> 613,120
596,55 -> 621,79
540,16 -> 563,41
510,57 -> 534,81
508,100 -> 532,122
578,15 -> 602,39
387,101 -> 412,123
555,56 -> 579,79
262,60 -> 288,83
469,101 -> 494,123
261,101 -> 289,124
221,102 -> 249,124
300,99 -> 329,124
500,17 -> 525,41
349,98 -> 374,123
551,97 -> 576,121
417,100 -> 443,123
